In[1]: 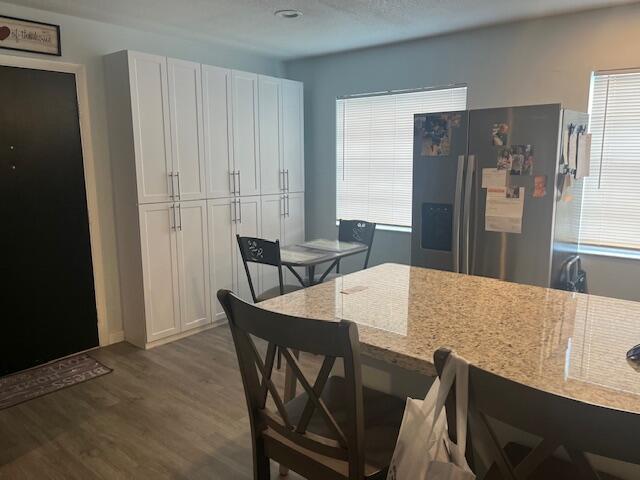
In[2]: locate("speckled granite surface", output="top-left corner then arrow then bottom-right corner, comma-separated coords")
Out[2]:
259,263 -> 640,415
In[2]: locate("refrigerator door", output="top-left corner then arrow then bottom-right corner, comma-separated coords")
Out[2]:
466,104 -> 562,287
550,109 -> 589,290
411,111 -> 469,271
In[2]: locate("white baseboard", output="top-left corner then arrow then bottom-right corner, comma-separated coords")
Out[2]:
108,330 -> 125,345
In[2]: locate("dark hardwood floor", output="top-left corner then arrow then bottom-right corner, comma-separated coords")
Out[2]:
0,326 -> 307,479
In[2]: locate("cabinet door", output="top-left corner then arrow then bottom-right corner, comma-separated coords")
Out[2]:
284,192 -> 305,246
258,75 -> 283,195
139,203 -> 181,341
167,59 -> 206,201
202,65 -> 234,199
129,52 -> 173,204
282,79 -> 305,193
231,71 -> 260,196
207,198 -> 236,324
235,196 -> 262,302
176,200 -> 211,331
259,194 -> 285,296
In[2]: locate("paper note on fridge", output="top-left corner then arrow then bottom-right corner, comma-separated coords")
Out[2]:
482,168 -> 508,188
485,187 -> 525,234
576,133 -> 592,179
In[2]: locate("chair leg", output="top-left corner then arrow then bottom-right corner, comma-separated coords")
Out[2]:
254,450 -> 271,480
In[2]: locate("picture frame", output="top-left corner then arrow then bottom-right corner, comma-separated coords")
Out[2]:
0,15 -> 61,56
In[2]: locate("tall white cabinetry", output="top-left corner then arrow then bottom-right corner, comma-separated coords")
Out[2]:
106,50 -> 304,348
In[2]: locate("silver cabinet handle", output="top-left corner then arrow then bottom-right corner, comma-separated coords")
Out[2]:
169,172 -> 175,200
176,171 -> 181,200
462,155 -> 475,275
229,171 -> 236,195
237,171 -> 241,196
231,199 -> 237,224
280,195 -> 285,216
285,169 -> 290,191
280,169 -> 285,192
171,204 -> 176,231
237,198 -> 242,224
177,203 -> 182,231
286,194 -> 290,217
452,155 -> 465,274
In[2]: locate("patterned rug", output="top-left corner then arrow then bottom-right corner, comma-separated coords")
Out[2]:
0,353 -> 112,410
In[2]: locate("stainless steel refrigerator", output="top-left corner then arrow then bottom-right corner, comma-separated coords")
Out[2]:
411,103 -> 588,289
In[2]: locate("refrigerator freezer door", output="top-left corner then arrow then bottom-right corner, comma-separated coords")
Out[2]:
411,111 -> 469,271
467,104 -> 562,287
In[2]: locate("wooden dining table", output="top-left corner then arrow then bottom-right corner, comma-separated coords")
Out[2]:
279,238 -> 368,287
259,262 -> 640,417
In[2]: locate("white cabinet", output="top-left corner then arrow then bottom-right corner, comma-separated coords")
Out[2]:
129,52 -> 173,204
139,202 -> 181,341
139,201 -> 211,343
207,198 -> 237,323
259,75 -> 283,195
202,65 -> 234,199
232,71 -> 261,197
176,200 -> 211,331
282,79 -> 305,193
167,59 -> 206,201
259,193 -> 305,292
128,52 -> 205,204
259,76 -> 304,196
208,196 -> 261,322
106,49 -> 304,349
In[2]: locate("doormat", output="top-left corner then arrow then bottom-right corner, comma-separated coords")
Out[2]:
0,353 -> 112,410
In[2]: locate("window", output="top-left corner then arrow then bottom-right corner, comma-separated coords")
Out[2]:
336,86 -> 467,228
582,70 -> 640,251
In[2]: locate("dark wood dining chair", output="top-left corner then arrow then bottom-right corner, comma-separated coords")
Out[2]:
434,348 -> 638,480
236,235 -> 302,303
316,219 -> 377,283
217,289 -> 406,480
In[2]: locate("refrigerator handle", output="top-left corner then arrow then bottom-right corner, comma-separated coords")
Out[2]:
462,155 -> 475,274
452,155 -> 465,273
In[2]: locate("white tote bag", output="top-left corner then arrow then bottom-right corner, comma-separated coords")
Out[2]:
387,352 -> 475,480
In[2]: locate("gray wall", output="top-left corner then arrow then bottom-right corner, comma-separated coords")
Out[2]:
285,4 -> 640,302
0,1 -> 284,339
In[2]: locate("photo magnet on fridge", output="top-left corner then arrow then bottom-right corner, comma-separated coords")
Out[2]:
491,123 -> 509,146
510,145 -> 534,175
533,175 -> 547,198
420,113 -> 461,157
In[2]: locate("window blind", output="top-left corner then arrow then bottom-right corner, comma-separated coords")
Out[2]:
336,86 -> 467,227
582,71 -> 640,250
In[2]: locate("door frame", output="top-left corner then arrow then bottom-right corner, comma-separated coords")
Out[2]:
0,53 -> 109,347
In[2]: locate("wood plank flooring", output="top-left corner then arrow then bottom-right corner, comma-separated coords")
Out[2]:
0,326 -> 307,479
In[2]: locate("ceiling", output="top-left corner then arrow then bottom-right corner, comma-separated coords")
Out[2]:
6,0 -> 637,59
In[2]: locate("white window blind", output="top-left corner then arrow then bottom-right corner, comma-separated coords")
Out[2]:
582,71 -> 640,250
336,86 -> 467,228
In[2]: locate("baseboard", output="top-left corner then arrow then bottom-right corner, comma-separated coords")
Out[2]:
108,330 -> 125,345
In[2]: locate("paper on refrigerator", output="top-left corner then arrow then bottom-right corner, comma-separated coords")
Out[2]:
485,187 -> 525,234
482,168 -> 508,188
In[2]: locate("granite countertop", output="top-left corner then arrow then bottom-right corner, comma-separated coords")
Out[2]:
259,263 -> 640,415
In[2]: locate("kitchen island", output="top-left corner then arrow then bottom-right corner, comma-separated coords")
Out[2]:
259,262 -> 640,416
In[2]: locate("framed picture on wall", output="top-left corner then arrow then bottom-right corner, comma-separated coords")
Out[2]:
0,15 -> 61,56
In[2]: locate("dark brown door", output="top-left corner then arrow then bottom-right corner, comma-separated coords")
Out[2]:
0,65 -> 99,376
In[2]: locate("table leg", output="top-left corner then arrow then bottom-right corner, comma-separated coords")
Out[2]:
307,265 -> 316,286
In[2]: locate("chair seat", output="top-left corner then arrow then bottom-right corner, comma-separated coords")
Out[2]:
255,284 -> 302,303
266,376 -> 405,479
485,442 -> 621,480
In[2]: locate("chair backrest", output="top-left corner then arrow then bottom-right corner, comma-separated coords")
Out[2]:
338,220 -> 376,268
434,348 -> 640,479
236,235 -> 284,302
218,289 -> 367,479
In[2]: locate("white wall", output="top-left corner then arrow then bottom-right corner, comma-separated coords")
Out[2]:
0,1 -> 284,341
285,4 -> 640,302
